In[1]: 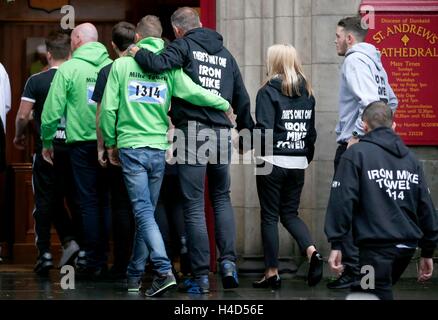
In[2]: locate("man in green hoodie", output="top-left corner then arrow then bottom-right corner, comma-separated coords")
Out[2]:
99,15 -> 230,297
41,23 -> 113,276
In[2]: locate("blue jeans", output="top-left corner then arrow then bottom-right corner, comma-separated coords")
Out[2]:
119,147 -> 171,277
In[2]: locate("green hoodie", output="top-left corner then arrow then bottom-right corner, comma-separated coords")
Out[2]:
100,37 -> 229,150
41,42 -> 112,148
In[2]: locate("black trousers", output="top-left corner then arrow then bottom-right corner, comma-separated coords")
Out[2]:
334,144 -> 360,275
69,141 -> 110,268
32,144 -> 78,256
108,164 -> 134,273
155,164 -> 188,267
358,246 -> 416,300
256,165 -> 313,268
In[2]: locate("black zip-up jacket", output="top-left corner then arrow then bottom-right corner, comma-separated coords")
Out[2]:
324,127 -> 438,258
134,28 -> 254,131
254,78 -> 316,162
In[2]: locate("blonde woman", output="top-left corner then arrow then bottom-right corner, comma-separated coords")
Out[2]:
253,44 -> 323,289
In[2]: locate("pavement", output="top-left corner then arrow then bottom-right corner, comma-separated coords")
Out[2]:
0,262 -> 437,301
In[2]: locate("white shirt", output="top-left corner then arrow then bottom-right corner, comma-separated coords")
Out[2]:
259,155 -> 308,169
0,63 -> 11,132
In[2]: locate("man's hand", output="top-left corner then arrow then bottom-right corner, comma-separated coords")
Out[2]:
107,147 -> 121,167
127,45 -> 140,57
42,147 -> 54,165
13,135 -> 26,150
225,104 -> 236,127
328,250 -> 344,276
347,136 -> 360,149
165,147 -> 175,164
417,257 -> 433,282
97,145 -> 108,168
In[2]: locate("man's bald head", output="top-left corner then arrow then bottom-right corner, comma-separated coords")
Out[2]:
71,23 -> 98,51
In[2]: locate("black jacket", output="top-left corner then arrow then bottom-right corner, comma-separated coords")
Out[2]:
324,127 -> 438,257
134,28 -> 254,131
254,78 -> 316,162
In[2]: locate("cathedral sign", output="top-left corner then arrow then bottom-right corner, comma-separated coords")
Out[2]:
361,1 -> 438,145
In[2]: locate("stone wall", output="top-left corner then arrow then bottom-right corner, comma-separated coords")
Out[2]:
216,0 -> 438,263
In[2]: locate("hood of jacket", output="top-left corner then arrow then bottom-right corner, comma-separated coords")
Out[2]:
267,76 -> 308,97
361,127 -> 409,158
345,42 -> 383,71
184,27 -> 223,55
72,42 -> 110,66
136,37 -> 164,54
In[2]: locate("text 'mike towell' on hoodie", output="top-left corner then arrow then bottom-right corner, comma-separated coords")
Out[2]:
337,42 -> 398,143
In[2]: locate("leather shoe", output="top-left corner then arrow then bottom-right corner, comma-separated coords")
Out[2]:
327,268 -> 360,289
308,251 -> 323,287
252,274 -> 281,289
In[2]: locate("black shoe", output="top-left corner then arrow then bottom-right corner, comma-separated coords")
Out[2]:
252,276 -> 269,288
180,253 -> 191,276
145,273 -> 177,297
127,277 -> 141,292
327,270 -> 360,289
308,251 -> 323,287
34,252 -> 54,275
92,265 -> 109,280
252,274 -> 281,289
76,265 -> 108,281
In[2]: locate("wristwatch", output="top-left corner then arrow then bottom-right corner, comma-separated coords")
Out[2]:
352,131 -> 360,138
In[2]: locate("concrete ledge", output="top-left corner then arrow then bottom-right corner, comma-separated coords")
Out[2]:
238,256 -> 298,275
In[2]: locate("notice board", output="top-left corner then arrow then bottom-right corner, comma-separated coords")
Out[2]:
361,1 -> 438,145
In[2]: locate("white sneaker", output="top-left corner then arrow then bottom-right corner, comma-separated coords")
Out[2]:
58,240 -> 80,268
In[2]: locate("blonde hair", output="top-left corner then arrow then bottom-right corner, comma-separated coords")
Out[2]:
264,44 -> 312,97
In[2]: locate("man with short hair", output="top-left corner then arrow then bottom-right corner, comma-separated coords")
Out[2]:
328,15 -> 399,289
91,21 -> 136,280
41,23 -> 112,277
325,101 -> 438,300
99,15 -> 230,297
129,6 -> 254,293
14,31 -> 80,274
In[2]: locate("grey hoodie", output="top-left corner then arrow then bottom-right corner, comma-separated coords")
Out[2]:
336,42 -> 398,143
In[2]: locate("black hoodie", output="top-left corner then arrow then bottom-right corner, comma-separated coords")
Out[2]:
254,78 -> 316,162
324,127 -> 438,257
134,28 -> 254,131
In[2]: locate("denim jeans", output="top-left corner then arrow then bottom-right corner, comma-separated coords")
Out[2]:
176,122 -> 237,277
119,147 -> 171,277
69,142 -> 110,269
